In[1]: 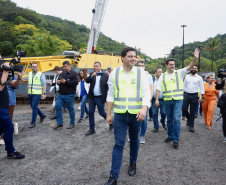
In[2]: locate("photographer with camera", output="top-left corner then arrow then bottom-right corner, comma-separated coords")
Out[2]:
0,61 -> 25,159
215,70 -> 226,142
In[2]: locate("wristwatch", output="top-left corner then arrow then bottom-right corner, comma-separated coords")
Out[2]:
43,93 -> 46,95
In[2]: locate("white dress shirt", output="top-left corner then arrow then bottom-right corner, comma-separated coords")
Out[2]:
107,65 -> 151,108
184,74 -> 205,94
156,67 -> 189,92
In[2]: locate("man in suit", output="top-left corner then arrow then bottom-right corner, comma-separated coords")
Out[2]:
85,61 -> 112,135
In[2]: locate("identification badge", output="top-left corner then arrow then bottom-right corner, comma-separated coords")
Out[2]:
131,79 -> 135,84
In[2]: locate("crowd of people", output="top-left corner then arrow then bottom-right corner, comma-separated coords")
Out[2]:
0,47 -> 226,185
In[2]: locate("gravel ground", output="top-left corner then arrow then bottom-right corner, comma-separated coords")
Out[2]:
0,103 -> 226,185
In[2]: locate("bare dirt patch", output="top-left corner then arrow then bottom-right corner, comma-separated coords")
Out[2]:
0,103 -> 225,185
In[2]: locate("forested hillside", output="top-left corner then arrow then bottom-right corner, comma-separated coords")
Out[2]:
0,0 -> 149,58
144,34 -> 226,74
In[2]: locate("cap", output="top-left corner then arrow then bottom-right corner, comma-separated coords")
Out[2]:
108,66 -> 111,69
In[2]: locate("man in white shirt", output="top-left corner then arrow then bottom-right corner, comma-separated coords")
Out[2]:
136,60 -> 153,144
152,68 -> 167,132
155,48 -> 199,148
182,65 -> 205,132
104,47 -> 150,185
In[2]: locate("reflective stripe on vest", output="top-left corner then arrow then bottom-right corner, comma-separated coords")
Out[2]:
162,71 -> 184,100
28,71 -> 43,94
113,67 -> 143,114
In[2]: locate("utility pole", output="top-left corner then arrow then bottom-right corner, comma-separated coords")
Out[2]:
196,45 -> 203,72
181,25 -> 187,68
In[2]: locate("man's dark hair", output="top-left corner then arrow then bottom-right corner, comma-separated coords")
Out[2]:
31,62 -> 38,67
121,47 -> 136,57
137,60 -> 145,66
53,66 -> 61,71
165,58 -> 175,65
94,61 -> 101,66
63,61 -> 70,66
155,67 -> 162,72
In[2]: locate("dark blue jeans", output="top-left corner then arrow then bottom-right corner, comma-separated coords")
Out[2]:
195,98 -> 203,115
55,94 -> 76,125
110,112 -> 142,180
149,105 -> 153,118
54,105 -> 67,110
140,111 -> 148,136
164,100 -> 183,142
152,99 -> 166,129
80,94 -> 89,119
28,94 -> 44,123
0,108 -> 15,155
89,96 -> 106,130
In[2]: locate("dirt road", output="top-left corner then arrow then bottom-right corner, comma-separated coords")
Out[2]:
0,103 -> 225,185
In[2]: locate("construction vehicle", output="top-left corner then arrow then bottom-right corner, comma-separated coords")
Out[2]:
9,0 -> 139,98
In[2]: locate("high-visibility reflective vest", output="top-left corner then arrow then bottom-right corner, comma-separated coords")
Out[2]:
161,71 -> 184,100
28,71 -> 43,94
113,67 -> 143,114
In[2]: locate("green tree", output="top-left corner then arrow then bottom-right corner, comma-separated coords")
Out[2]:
180,56 -> 217,73
14,16 -> 34,25
203,38 -> 221,71
0,41 -> 14,56
16,32 -> 72,56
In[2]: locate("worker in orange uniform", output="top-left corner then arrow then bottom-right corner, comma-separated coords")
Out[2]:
202,74 -> 220,130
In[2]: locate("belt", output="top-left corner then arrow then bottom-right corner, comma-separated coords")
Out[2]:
185,92 -> 198,94
94,95 -> 102,97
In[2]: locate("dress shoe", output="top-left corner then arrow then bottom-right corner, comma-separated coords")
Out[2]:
189,127 -> 194,132
67,124 -> 74,129
162,124 -> 167,130
128,162 -> 136,176
85,129 -> 95,136
104,175 -> 117,185
173,141 -> 179,148
29,123 -> 36,128
39,115 -> 46,123
165,137 -> 173,143
50,116 -> 56,119
52,124 -> 63,129
109,124 -> 114,131
153,128 -> 158,133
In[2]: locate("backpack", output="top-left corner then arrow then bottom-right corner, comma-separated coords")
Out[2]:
217,93 -> 226,113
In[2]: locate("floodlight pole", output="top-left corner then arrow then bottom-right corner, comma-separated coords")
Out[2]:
181,25 -> 187,68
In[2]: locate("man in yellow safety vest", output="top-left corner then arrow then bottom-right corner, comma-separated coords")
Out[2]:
155,48 -> 200,148
104,47 -> 151,185
27,62 -> 46,128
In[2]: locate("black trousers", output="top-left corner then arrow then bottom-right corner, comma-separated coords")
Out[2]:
222,113 -> 226,137
182,92 -> 198,128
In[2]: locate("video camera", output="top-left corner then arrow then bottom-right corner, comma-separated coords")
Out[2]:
0,51 -> 26,83
218,69 -> 226,79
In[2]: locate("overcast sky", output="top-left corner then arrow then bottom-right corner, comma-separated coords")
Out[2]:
12,0 -> 226,59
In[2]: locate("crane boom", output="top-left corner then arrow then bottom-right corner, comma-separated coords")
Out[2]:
86,0 -> 108,54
